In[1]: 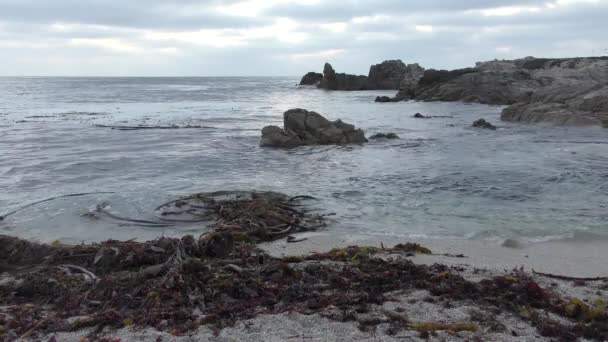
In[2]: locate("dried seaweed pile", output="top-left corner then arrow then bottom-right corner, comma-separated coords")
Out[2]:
0,192 -> 607,341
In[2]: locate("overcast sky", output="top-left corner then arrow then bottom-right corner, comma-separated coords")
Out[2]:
0,0 -> 606,76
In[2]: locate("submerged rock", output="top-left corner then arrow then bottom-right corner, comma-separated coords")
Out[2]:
472,119 -> 497,130
375,96 -> 398,103
369,132 -> 400,139
299,72 -> 323,86
260,108 -> 367,148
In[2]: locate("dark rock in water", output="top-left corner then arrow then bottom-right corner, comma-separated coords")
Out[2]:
369,132 -> 399,139
319,63 -> 369,91
472,119 -> 497,130
375,96 -> 398,103
413,113 -> 427,118
260,108 -> 367,148
299,72 -> 323,86
367,60 -> 406,90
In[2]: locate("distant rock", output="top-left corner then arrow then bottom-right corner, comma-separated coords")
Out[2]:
472,119 -> 497,130
304,60 -> 423,91
375,96 -> 398,103
318,63 -> 368,91
369,132 -> 399,139
260,109 -> 367,148
413,113 -> 427,118
367,60 -> 406,90
299,72 -> 323,86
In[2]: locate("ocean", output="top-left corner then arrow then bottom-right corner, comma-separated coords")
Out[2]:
1,77 -> 607,245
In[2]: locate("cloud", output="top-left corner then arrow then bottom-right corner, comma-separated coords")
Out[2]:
0,0 -> 607,75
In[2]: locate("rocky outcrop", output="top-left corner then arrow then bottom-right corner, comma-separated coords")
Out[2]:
304,60 -> 424,91
260,109 -> 367,148
472,119 -> 497,130
367,60 -> 406,90
299,72 -> 323,86
395,63 -> 426,99
394,56 -> 608,126
319,63 -> 368,91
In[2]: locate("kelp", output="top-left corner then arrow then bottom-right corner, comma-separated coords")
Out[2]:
0,192 -> 607,341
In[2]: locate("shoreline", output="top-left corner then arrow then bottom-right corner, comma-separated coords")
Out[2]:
261,232 -> 608,278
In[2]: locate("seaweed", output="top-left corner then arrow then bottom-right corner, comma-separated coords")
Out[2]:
1,192 -> 607,341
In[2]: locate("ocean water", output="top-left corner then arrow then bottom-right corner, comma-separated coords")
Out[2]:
0,77 -> 607,244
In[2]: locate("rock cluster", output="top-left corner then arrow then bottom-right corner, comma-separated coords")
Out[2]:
302,60 -> 425,91
394,56 -> 608,126
260,109 -> 367,148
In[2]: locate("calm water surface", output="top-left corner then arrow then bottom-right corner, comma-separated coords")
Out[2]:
0,77 -> 607,244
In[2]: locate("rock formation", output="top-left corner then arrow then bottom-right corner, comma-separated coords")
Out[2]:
299,72 -> 323,86
302,60 -> 424,91
367,60 -> 406,90
394,56 -> 608,127
260,109 -> 367,148
319,63 -> 368,91
396,63 -> 426,99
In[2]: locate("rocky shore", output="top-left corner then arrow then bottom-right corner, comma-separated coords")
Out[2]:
301,56 -> 608,127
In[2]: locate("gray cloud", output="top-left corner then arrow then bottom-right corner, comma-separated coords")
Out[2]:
0,0 -> 607,76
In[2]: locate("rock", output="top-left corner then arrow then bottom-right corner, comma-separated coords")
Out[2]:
299,72 -> 323,86
369,133 -> 399,139
319,63 -> 369,91
472,119 -> 497,130
395,63 -> 426,100
413,113 -> 426,118
390,56 -> 608,126
367,60 -> 406,90
260,109 -> 367,148
375,96 -> 397,103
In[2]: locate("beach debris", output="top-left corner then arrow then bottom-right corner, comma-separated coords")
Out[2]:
1,234 -> 608,341
532,270 -> 608,282
1,192 -> 608,341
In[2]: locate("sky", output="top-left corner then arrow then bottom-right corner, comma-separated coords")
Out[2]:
0,0 -> 607,76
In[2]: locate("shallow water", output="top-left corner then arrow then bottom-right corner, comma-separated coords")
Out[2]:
0,77 -> 607,244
